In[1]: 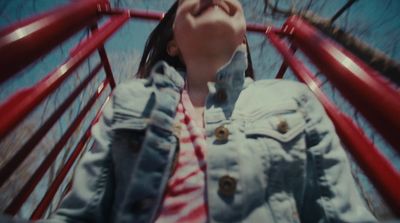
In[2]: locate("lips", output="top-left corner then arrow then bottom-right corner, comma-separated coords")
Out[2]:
194,1 -> 232,17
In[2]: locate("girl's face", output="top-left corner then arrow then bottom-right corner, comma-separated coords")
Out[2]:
173,0 -> 246,60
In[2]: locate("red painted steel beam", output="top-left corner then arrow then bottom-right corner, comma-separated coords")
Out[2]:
284,16 -> 400,151
4,80 -> 110,215
275,44 -> 297,79
247,24 -> 275,33
0,63 -> 102,190
267,31 -> 400,215
30,96 -> 111,220
98,46 -> 117,89
91,25 -> 116,89
0,13 -> 129,142
104,9 -> 164,21
0,0 -> 109,83
128,9 -> 165,21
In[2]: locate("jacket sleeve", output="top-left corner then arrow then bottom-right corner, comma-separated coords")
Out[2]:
297,85 -> 377,223
41,99 -> 115,223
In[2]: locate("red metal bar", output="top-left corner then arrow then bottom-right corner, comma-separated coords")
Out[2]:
91,25 -> 116,89
47,178 -> 73,219
247,23 -> 269,33
275,44 -> 297,79
128,9 -> 165,20
0,63 -> 102,189
105,9 -> 164,21
30,96 -> 110,220
30,126 -> 91,220
0,13 -> 129,142
4,80 -> 110,215
98,46 -> 116,89
283,16 -> 400,151
0,0 -> 109,83
267,31 -> 400,215
68,13 -> 129,60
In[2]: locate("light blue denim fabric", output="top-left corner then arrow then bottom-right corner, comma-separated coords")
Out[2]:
43,48 -> 377,223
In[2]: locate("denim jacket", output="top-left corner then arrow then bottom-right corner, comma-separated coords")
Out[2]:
44,48 -> 376,223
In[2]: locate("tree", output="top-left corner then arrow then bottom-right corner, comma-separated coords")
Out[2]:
259,0 -> 400,85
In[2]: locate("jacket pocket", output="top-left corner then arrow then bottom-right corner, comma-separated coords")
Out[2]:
242,102 -> 307,223
244,101 -> 306,143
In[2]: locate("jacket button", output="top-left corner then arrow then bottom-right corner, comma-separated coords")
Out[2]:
215,125 -> 229,141
277,120 -> 289,134
215,89 -> 227,103
172,122 -> 182,138
219,175 -> 237,196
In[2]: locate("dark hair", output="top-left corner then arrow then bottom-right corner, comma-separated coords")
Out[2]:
136,1 -> 254,79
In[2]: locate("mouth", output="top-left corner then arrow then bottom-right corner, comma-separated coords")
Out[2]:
194,2 -> 232,17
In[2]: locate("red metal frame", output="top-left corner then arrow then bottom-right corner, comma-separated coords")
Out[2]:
0,13 -> 128,142
30,96 -> 111,220
0,0 -> 109,84
283,16 -> 400,152
275,44 -> 297,79
0,2 -> 126,217
106,9 -> 165,21
4,79 -> 110,215
267,31 -> 400,214
91,25 -> 117,89
1,1 -> 399,219
0,63 -> 102,189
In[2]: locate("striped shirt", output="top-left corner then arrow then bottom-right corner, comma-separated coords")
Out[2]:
154,90 -> 208,223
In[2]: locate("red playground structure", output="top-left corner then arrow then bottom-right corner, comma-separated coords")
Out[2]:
0,0 -> 399,220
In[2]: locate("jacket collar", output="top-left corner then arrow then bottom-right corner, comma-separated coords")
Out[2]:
149,44 -> 251,94
214,44 -> 248,89
207,45 -> 252,106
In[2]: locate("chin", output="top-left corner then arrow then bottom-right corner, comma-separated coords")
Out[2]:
174,11 -> 246,58
194,16 -> 244,41
188,35 -> 241,59
195,12 -> 245,34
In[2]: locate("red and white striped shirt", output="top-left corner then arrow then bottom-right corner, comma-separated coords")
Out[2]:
154,90 -> 208,223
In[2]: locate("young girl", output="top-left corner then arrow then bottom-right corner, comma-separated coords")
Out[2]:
44,0 -> 376,222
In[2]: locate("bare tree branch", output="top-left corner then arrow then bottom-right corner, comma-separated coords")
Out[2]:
264,0 -> 294,18
303,13 -> 400,86
330,0 -> 358,24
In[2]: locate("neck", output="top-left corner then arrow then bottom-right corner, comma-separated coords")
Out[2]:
185,53 -> 233,107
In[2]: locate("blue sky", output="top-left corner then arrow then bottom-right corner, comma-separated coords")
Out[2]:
1,0 -> 399,83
